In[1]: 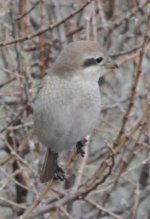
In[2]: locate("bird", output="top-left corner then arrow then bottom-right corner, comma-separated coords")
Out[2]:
33,40 -> 117,183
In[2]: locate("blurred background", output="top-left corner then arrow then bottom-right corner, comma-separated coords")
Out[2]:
0,0 -> 150,218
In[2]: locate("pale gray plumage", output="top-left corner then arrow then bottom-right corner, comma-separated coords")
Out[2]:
33,40 -> 110,183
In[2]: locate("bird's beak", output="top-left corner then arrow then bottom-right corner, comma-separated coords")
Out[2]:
100,59 -> 118,78
105,59 -> 118,70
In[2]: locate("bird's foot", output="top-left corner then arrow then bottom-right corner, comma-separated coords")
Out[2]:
76,140 -> 86,157
54,165 -> 66,181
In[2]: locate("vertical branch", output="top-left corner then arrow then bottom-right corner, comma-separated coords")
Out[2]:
113,8 -> 150,149
39,0 -> 46,77
18,0 -> 29,36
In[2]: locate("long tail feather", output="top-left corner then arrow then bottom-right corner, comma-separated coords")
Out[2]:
40,148 -> 58,183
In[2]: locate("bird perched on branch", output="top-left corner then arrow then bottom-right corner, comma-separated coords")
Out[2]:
33,40 -> 117,183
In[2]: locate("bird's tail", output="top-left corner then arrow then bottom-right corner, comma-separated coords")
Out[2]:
40,148 -> 58,183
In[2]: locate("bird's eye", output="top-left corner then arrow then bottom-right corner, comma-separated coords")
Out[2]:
96,57 -> 103,63
83,57 -> 103,67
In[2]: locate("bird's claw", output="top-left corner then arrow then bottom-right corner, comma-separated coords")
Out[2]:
76,140 -> 85,157
54,165 -> 66,181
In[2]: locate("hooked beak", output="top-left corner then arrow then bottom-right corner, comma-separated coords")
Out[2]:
100,59 -> 118,79
105,59 -> 118,70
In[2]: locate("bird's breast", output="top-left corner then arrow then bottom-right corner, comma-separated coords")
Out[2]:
33,75 -> 101,152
